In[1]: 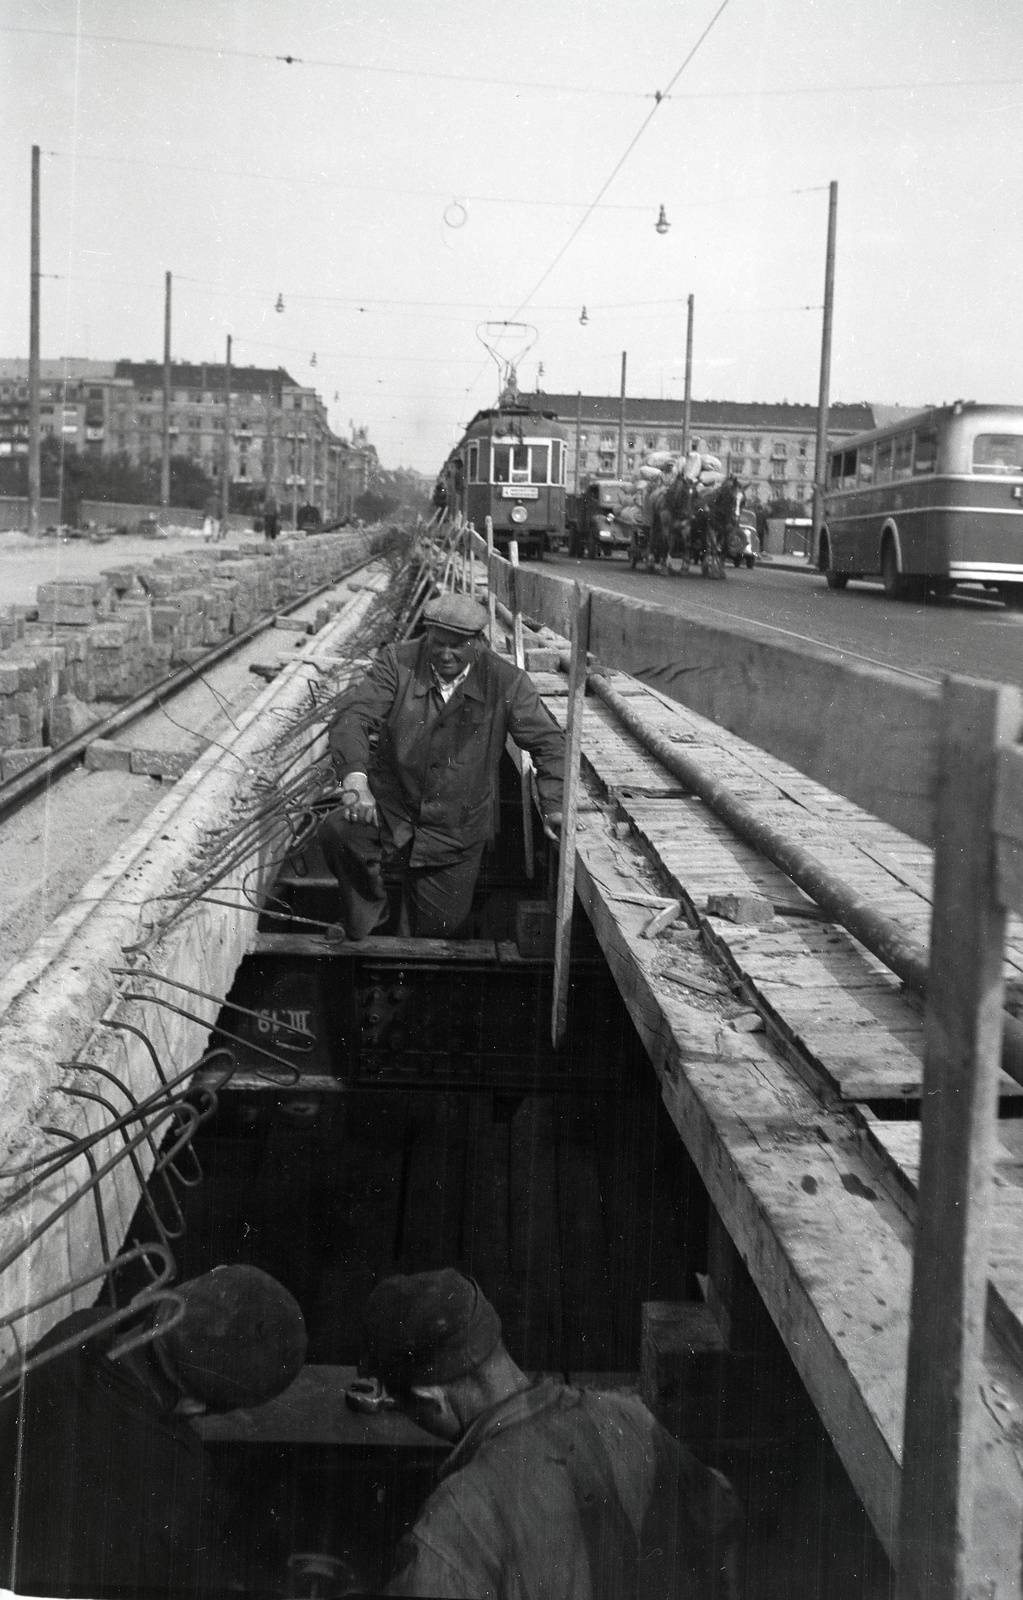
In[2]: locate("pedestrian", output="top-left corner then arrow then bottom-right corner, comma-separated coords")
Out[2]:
202,492 -> 221,543
0,1264 -> 307,1597
359,1269 -> 741,1599
317,594 -> 565,940
264,493 -> 280,542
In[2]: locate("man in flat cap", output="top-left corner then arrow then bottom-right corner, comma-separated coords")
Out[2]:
0,1264 -> 307,1596
360,1269 -> 741,1599
318,594 -> 566,939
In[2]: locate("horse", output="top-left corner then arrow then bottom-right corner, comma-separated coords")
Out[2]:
640,473 -> 698,572
689,476 -> 746,579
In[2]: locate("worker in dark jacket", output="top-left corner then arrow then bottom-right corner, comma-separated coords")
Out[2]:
360,1269 -> 741,1600
319,594 -> 565,939
0,1263 -> 307,1597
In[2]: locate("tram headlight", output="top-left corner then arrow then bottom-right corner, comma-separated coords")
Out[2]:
511,505 -> 528,524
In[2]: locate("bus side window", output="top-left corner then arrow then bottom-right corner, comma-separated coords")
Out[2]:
912,431 -> 937,475
493,445 -> 511,483
858,445 -> 875,485
829,452 -> 842,486
875,439 -> 893,482
841,450 -> 857,489
893,435 -> 913,479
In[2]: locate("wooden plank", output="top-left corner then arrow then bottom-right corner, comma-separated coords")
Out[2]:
195,1365 -> 445,1448
866,1118 -> 1023,1372
995,743 -> 1023,915
487,553 -> 941,844
252,932 -> 502,962
897,678 -> 1023,1599
552,585 -> 591,1047
568,824 -> 1023,1583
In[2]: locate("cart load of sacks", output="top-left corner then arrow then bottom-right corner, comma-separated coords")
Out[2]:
612,449 -> 725,530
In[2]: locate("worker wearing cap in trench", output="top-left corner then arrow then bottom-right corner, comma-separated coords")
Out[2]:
360,1269 -> 742,1599
0,1263 -> 307,1597
319,593 -> 566,940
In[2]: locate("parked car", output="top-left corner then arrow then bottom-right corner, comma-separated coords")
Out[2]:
566,479 -> 632,559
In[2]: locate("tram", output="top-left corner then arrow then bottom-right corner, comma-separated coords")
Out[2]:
442,393 -> 568,559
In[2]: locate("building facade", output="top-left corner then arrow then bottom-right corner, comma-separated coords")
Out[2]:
535,394 -> 886,507
0,358 -> 372,519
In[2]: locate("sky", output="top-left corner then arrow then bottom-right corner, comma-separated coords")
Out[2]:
1,0 -> 1021,473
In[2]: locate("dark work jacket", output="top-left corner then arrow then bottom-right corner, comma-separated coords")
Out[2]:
328,639 -> 566,866
385,1379 -> 740,1600
0,1309 -> 236,1597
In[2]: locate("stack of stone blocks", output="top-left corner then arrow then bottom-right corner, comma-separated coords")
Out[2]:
0,531 -> 375,781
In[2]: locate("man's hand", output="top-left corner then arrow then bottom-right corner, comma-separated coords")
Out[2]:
542,810 -> 563,843
339,772 -> 379,827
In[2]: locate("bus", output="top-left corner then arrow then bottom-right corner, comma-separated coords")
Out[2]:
817,402 -> 1023,605
441,400 -> 568,559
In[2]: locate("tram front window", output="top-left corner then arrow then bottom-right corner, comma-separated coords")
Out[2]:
493,445 -> 511,483
512,445 -> 529,482
529,445 -> 549,484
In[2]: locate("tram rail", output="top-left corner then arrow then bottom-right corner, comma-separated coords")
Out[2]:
0,544 -> 388,825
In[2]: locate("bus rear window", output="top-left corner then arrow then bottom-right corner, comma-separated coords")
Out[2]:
973,434 -> 1023,475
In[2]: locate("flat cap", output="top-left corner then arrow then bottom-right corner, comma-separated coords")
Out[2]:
360,1270 -> 502,1388
155,1265 -> 307,1411
422,594 -> 489,636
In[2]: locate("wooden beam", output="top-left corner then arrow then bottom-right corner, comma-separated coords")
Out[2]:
482,550 -> 941,846
896,677 -> 1023,1599
552,585 -> 591,1047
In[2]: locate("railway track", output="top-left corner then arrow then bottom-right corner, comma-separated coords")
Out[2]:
0,545 -> 386,824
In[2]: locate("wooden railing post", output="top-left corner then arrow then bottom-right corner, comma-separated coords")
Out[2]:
896,676 -> 1023,1598
508,540 -> 535,879
485,516 -> 495,649
552,584 -> 591,1047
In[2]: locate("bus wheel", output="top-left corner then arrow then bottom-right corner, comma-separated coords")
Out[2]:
881,540 -> 907,600
820,534 -> 847,589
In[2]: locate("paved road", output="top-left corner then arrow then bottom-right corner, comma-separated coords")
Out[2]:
544,552 -> 1023,693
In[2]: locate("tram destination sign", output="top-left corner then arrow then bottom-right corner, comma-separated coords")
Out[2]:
501,486 -> 539,499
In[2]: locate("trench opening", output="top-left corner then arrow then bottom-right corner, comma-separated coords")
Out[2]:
110,753 -> 896,1597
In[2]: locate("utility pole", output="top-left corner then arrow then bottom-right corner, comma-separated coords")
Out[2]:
264,377 -> 275,504
812,181 -> 838,562
617,351 -> 627,478
574,391 -> 582,495
160,271 -> 172,508
221,333 -> 232,526
681,293 -> 694,458
27,145 -> 40,537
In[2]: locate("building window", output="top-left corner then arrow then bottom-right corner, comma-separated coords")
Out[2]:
626,455 -> 635,470
707,437 -> 721,452
798,441 -> 808,457
645,435 -> 657,450
771,460 -> 786,479
772,441 -> 787,458
731,437 -> 744,452
668,435 -> 681,451
626,435 -> 636,449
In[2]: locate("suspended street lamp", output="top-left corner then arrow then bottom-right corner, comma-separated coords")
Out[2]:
655,205 -> 670,235
275,292 -> 285,313
579,306 -> 589,325
310,352 -> 317,366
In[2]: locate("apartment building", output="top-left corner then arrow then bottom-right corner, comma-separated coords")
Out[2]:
536,393 -> 883,506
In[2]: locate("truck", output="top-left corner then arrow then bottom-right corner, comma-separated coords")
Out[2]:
564,478 -> 633,559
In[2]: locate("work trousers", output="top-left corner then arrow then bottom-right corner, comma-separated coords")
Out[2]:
318,812 -> 485,940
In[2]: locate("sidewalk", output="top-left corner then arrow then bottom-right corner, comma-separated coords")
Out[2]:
756,550 -> 817,574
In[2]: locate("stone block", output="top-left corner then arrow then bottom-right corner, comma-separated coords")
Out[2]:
151,605 -> 184,643
47,696 -> 98,747
705,892 -> 775,925
0,663 -> 22,695
0,713 -> 21,746
129,746 -> 196,779
1,746 -> 48,780
84,739 -> 132,772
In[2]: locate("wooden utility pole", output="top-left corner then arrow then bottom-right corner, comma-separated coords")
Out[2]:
681,293 -> 694,458
160,271 -> 172,508
264,378 -> 276,502
574,391 -> 582,495
221,333 -> 232,526
617,352 -> 627,478
811,181 -> 838,561
27,145 -> 41,538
